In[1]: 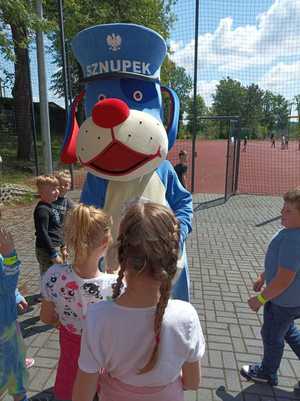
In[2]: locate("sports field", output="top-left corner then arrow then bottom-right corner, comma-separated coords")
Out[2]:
169,139 -> 300,196
73,139 -> 300,196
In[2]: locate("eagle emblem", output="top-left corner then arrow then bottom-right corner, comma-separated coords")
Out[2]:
106,33 -> 122,51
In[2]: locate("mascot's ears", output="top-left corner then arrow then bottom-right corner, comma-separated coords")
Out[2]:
161,86 -> 180,151
60,91 -> 85,164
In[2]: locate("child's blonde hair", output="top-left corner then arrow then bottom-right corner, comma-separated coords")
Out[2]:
35,175 -> 59,190
54,170 -> 71,182
283,188 -> 300,211
113,202 -> 180,374
64,204 -> 112,263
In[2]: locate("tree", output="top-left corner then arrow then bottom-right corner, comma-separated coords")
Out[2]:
261,91 -> 276,134
242,84 -> 264,137
0,0 -> 51,161
273,94 -> 289,131
161,56 -> 192,125
185,95 -> 207,137
294,95 -> 300,139
212,77 -> 246,137
212,77 -> 246,117
261,91 -> 289,134
46,0 -> 177,100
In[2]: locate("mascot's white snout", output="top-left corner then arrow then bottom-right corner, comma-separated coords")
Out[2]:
77,98 -> 168,181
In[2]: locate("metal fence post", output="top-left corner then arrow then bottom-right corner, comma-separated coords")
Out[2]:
36,0 -> 53,174
58,0 -> 74,188
191,0 -> 200,193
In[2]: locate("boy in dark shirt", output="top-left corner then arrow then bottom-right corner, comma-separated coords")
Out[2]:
174,150 -> 188,188
53,170 -> 75,262
34,175 -> 63,276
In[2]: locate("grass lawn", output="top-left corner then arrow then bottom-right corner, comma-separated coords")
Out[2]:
0,136 -> 66,205
0,136 -> 63,186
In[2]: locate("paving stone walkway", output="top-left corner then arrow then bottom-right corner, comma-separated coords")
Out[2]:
2,192 -> 300,401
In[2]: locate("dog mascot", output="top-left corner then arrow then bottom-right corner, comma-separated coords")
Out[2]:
61,23 -> 193,301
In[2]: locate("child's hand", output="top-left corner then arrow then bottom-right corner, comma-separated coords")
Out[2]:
51,255 -> 63,264
17,299 -> 29,313
61,246 -> 68,263
253,274 -> 265,292
248,296 -> 262,312
0,227 -> 15,257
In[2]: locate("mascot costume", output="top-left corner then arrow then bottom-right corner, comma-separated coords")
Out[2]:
61,23 -> 193,301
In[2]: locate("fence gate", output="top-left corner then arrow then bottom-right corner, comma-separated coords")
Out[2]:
193,116 -> 241,211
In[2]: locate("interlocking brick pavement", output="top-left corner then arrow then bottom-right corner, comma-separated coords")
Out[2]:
2,192 -> 300,400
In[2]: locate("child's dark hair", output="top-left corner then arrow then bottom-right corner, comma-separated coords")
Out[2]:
113,201 -> 180,374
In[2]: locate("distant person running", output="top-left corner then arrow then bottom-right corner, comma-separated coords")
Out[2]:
270,134 -> 275,148
285,136 -> 289,150
281,135 -> 286,150
174,150 -> 188,188
242,136 -> 248,152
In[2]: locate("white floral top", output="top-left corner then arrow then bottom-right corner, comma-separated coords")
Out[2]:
42,264 -> 117,335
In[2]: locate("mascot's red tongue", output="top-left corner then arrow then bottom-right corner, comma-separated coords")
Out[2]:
84,137 -> 161,174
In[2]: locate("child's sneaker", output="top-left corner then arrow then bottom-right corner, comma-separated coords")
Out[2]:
25,358 -> 35,369
240,364 -> 278,386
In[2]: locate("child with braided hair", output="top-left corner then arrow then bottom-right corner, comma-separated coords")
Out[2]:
73,202 -> 205,401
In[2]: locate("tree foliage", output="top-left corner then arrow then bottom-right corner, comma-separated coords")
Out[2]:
185,95 -> 207,137
210,77 -> 290,139
0,0 -> 53,161
294,94 -> 300,138
0,0 -> 179,160
46,0 -> 177,99
161,56 -> 192,124
242,84 -> 264,135
261,91 -> 289,134
212,77 -> 246,118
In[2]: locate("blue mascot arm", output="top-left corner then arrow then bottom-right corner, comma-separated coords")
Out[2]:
157,161 -> 193,252
80,173 -> 108,208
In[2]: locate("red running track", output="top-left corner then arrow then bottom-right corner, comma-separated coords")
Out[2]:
73,139 -> 300,196
169,139 -> 300,195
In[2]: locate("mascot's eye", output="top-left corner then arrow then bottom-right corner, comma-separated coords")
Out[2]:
133,90 -> 143,102
98,94 -> 106,101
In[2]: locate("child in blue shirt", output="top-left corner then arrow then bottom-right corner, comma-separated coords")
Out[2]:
0,226 -> 28,401
241,188 -> 300,394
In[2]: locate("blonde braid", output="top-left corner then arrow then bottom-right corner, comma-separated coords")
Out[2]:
138,278 -> 172,374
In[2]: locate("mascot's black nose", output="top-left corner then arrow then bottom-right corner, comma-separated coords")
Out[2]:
92,98 -> 130,129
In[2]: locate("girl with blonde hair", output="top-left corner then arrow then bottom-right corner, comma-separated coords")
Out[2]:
40,204 -> 117,401
73,202 -> 205,401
